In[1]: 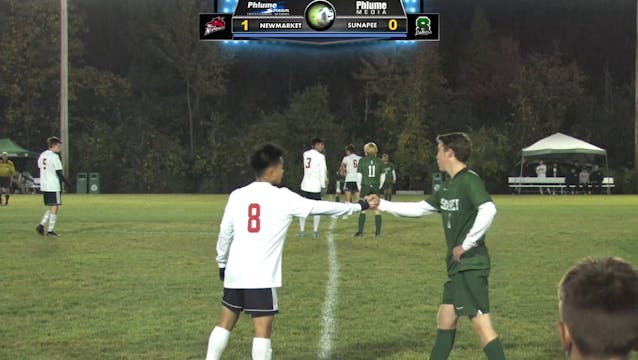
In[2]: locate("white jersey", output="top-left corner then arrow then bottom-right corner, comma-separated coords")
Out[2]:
216,181 -> 362,288
536,164 -> 547,178
300,149 -> 327,193
38,150 -> 63,192
342,153 -> 362,182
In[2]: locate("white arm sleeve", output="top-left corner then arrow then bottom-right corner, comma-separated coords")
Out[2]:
392,170 -> 397,182
321,157 -> 328,187
309,200 -> 363,218
215,199 -> 235,268
378,199 -> 438,217
461,201 -> 497,251
379,173 -> 386,189
356,172 -> 362,191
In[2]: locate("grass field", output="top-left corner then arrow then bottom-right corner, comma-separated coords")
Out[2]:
1,194 -> 637,359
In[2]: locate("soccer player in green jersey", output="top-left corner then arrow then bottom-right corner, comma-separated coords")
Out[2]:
381,153 -> 397,201
373,132 -> 505,360
354,142 -> 385,237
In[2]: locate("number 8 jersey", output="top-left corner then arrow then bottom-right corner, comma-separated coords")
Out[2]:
216,181 -> 362,289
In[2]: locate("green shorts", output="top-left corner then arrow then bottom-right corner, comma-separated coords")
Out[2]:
442,269 -> 490,317
360,184 -> 380,197
381,182 -> 394,191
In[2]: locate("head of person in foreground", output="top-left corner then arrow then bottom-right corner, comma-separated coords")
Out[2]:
250,144 -> 284,185
557,257 -> 638,360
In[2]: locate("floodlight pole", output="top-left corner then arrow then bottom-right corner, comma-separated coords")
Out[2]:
60,0 -> 69,178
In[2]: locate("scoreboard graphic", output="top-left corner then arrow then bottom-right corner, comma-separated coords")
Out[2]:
200,0 -> 439,43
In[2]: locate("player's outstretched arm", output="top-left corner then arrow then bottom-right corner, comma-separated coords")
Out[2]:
378,198 -> 438,218
308,198 -> 370,217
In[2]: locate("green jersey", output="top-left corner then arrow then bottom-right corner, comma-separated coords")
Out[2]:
382,162 -> 396,184
357,156 -> 384,186
426,168 -> 492,275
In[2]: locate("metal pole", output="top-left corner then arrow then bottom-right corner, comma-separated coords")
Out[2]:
60,0 -> 69,177
635,0 -> 638,192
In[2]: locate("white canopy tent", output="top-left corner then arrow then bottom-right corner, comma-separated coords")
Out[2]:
518,132 -> 608,179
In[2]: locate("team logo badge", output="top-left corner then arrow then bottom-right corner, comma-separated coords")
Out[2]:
305,0 -> 336,31
204,16 -> 226,36
415,16 -> 432,36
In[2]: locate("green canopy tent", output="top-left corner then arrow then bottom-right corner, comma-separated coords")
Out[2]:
0,138 -> 37,158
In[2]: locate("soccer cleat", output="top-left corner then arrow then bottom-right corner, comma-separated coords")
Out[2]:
47,231 -> 59,237
375,233 -> 381,237
36,224 -> 45,236
313,231 -> 318,239
353,232 -> 363,237
298,231 -> 305,238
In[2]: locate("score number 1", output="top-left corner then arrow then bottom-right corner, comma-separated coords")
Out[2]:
241,19 -> 249,31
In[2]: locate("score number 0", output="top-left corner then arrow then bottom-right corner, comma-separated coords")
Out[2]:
388,19 -> 398,31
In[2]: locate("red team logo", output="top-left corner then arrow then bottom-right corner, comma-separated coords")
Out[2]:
204,16 -> 226,35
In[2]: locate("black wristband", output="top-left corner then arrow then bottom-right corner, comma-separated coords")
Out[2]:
219,268 -> 225,281
358,199 -> 370,211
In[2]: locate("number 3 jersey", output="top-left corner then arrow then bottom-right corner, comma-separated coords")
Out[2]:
217,181 -> 362,289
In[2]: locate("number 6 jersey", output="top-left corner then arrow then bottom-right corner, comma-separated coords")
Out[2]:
216,181 -> 363,289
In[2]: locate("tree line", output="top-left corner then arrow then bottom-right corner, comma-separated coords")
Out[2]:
0,0 -> 634,193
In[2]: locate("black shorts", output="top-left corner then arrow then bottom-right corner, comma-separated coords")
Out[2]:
300,190 -> 321,201
42,191 -> 62,206
344,181 -> 359,193
222,288 -> 279,316
0,177 -> 10,189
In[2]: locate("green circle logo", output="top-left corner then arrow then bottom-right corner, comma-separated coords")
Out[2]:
305,1 -> 336,31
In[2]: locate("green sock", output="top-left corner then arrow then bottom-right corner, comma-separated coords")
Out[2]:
430,329 -> 456,360
358,213 -> 366,233
483,338 -> 505,360
374,214 -> 382,235
335,195 -> 340,202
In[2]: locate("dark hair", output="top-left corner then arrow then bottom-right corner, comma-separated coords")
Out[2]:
250,144 -> 283,176
311,138 -> 323,147
345,144 -> 355,153
436,132 -> 472,163
47,136 -> 62,148
559,257 -> 638,357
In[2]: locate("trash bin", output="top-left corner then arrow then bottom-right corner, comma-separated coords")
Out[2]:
89,172 -> 100,194
432,172 -> 443,193
76,173 -> 88,194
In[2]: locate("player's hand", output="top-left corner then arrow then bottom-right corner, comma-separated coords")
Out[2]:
366,194 -> 380,210
219,267 -> 226,282
452,245 -> 465,263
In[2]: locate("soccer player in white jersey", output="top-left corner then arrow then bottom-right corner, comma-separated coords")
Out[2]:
36,137 -> 69,237
298,138 -> 328,239
341,144 -> 362,203
205,144 -> 374,360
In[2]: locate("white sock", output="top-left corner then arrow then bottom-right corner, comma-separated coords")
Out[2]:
48,214 -> 57,232
299,217 -> 306,232
40,210 -> 51,226
252,337 -> 272,360
206,326 -> 231,360
313,215 -> 320,232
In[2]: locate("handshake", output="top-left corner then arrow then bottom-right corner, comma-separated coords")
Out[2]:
359,194 -> 380,211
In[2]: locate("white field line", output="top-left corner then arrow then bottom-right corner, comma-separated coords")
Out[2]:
318,218 -> 339,360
